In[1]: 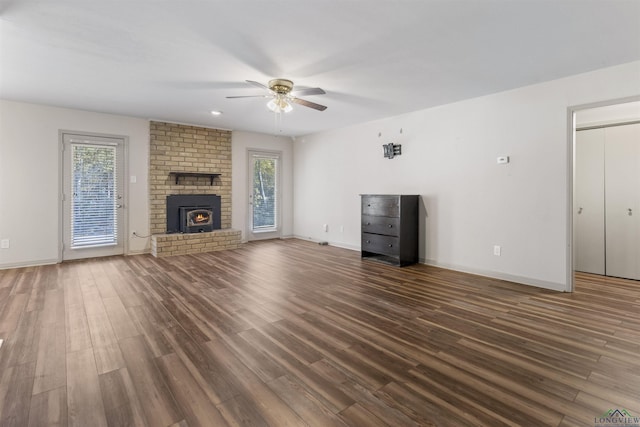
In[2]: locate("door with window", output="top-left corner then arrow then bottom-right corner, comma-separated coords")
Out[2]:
62,133 -> 125,260
247,150 -> 281,240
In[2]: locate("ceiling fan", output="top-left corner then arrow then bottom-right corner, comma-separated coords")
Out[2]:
227,79 -> 327,112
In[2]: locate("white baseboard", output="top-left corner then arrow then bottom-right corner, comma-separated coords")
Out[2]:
327,241 -> 360,251
421,258 -> 568,292
0,251 -> 151,269
0,258 -> 59,270
0,242 -> 569,292
126,249 -> 150,256
289,236 -> 568,292
292,235 -> 360,251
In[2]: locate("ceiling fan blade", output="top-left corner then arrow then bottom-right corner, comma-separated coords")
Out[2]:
226,95 -> 271,99
291,97 -> 327,111
291,87 -> 326,96
246,80 -> 270,90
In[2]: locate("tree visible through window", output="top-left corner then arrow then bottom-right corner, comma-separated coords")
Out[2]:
252,156 -> 277,229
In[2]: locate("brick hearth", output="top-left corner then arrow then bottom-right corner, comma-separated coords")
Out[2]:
151,229 -> 241,257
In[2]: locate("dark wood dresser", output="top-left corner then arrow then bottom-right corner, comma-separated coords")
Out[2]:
361,194 -> 419,266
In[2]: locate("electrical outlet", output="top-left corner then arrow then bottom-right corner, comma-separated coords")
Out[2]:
0,239 -> 9,249
493,245 -> 501,256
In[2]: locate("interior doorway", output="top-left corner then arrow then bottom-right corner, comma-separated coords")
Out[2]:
572,100 -> 640,283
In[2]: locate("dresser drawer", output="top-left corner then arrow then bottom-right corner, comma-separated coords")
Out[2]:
362,215 -> 400,237
362,233 -> 399,257
362,196 -> 399,217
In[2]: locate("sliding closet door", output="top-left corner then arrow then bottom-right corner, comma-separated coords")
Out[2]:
605,123 -> 640,280
574,128 -> 605,275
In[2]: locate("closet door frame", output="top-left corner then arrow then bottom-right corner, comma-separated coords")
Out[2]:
569,96 -> 640,291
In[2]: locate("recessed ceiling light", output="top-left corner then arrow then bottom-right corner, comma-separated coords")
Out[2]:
210,110 -> 222,116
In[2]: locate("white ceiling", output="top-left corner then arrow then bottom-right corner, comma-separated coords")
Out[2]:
1,1 -> 639,136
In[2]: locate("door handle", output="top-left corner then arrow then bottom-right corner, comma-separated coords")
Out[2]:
577,207 -> 583,214
629,208 -> 633,216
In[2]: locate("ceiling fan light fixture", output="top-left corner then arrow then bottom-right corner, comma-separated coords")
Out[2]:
267,96 -> 293,113
227,78 -> 327,113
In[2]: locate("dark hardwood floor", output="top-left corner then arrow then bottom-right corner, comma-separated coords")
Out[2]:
0,239 -> 639,426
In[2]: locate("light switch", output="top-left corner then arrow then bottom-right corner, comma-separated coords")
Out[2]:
497,156 -> 510,164
130,175 -> 137,183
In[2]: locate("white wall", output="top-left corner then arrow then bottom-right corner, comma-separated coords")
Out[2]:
231,131 -> 293,241
293,61 -> 640,291
0,100 -> 150,268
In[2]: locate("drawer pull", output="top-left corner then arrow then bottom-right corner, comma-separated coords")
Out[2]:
366,240 -> 371,244
388,244 -> 393,247
388,224 -> 393,228
366,222 -> 370,225
367,204 -> 371,207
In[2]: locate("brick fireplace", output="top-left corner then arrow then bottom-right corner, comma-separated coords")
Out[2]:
149,121 -> 240,257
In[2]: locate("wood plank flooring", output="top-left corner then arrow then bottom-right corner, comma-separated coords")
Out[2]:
1,239 -> 639,426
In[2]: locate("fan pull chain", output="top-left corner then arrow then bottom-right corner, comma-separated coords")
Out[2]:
274,110 -> 283,134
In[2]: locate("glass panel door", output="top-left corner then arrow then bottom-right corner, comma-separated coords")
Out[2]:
248,150 -> 281,240
63,133 -> 125,260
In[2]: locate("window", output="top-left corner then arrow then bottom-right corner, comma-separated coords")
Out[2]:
70,144 -> 118,248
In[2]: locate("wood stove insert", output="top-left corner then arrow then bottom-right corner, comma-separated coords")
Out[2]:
166,194 -> 221,233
